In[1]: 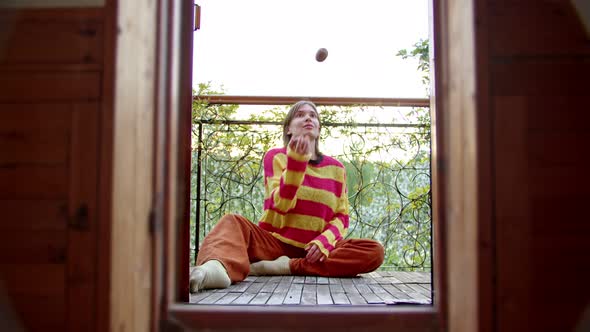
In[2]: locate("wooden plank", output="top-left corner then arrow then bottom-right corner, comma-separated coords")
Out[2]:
329,283 -> 344,293
340,278 -> 357,293
494,96 -> 533,332
346,293 -> 368,305
0,72 -> 101,101
523,96 -> 590,131
382,284 -> 413,301
331,292 -> 351,305
527,132 -> 590,168
268,276 -> 282,283
292,276 -> 305,284
226,281 -> 251,293
304,276 -> 317,284
198,292 -> 228,304
283,283 -> 303,305
400,271 -> 430,283
369,284 -> 397,303
244,282 -> 265,294
389,271 -> 413,283
273,282 -> 290,294
232,292 -> 256,305
216,293 -> 241,305
10,294 -> 66,331
489,2 -> 590,56
317,277 -> 330,284
266,291 -> 287,305
0,231 -> 66,264
280,276 -> 293,283
301,284 -> 317,305
0,16 -> 104,66
407,283 -> 432,298
492,60 -> 590,96
419,283 -> 432,292
189,291 -> 214,303
328,277 -> 342,285
382,276 -> 404,284
354,282 -> 382,304
0,104 -> 70,164
266,282 -> 290,304
259,280 -> 278,293
396,284 -> 430,301
0,263 -> 65,296
0,164 -> 67,199
316,284 -> 333,305
67,103 -> 98,332
249,292 -> 271,305
414,271 -> 432,283
254,276 -> 271,283
0,200 -> 67,231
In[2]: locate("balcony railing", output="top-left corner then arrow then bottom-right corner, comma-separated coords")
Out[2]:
190,96 -> 432,271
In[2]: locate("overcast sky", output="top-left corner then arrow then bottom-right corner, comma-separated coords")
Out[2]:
192,0 -> 429,98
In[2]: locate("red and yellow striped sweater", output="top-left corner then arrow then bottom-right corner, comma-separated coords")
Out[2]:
259,146 -> 350,257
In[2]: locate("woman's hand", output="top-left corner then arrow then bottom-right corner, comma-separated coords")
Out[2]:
305,243 -> 325,263
289,134 -> 311,155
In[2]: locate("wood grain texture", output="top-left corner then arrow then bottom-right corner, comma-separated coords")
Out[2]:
487,1 -> 590,331
439,1 -> 481,332
0,7 -> 105,332
67,103 -> 99,331
189,272 -> 432,306
0,104 -> 70,164
490,2 -> 590,56
109,0 -> 157,331
0,200 -> 67,231
0,72 -> 101,101
0,12 -> 103,65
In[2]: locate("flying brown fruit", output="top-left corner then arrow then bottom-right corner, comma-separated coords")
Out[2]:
315,48 -> 328,62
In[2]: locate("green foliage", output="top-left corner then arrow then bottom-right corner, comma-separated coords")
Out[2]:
190,42 -> 433,270
397,38 -> 430,89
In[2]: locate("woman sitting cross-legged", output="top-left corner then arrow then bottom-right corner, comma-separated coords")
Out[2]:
190,100 -> 384,292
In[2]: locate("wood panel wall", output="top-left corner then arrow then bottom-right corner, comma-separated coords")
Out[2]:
0,8 -> 109,332
487,1 -> 590,331
442,1 -> 590,331
441,1 -> 590,331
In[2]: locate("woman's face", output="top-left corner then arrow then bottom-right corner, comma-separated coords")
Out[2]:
287,104 -> 320,140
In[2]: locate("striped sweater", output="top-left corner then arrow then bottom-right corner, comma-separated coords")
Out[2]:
259,146 -> 350,257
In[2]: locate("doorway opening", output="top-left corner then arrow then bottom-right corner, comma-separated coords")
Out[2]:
187,0 -> 434,307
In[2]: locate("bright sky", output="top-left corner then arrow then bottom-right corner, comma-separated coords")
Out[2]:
192,0 -> 430,98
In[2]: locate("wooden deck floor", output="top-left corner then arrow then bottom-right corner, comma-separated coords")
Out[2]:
189,271 -> 432,306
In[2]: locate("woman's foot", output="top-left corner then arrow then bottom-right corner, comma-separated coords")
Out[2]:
249,256 -> 291,276
189,260 -> 231,293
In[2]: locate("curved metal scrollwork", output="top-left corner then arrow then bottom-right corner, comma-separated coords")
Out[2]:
190,104 -> 432,271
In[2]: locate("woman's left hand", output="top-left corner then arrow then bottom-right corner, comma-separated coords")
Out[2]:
305,244 -> 325,263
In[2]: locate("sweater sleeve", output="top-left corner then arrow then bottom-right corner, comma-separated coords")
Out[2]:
307,173 -> 350,257
264,147 -> 311,213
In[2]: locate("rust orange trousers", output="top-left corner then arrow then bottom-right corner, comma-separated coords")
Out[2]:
196,214 -> 385,283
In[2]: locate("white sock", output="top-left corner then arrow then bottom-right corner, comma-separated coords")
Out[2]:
249,256 -> 291,276
190,260 -> 231,293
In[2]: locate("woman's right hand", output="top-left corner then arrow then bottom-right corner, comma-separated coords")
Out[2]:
289,134 -> 311,155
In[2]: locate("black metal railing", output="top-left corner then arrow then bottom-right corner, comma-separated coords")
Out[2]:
190,97 -> 432,271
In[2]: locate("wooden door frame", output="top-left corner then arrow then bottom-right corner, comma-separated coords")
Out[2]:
149,0 -> 489,331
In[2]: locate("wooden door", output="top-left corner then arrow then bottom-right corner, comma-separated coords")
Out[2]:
0,9 -> 103,331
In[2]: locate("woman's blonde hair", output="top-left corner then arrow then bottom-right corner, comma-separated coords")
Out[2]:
282,100 -> 321,157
